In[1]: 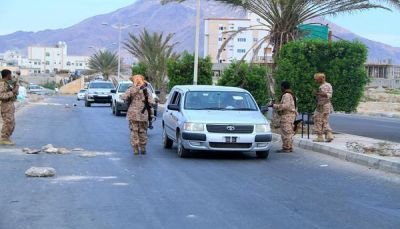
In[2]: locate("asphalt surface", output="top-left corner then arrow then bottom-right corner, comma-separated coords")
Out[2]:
330,114 -> 400,143
1,96 -> 399,229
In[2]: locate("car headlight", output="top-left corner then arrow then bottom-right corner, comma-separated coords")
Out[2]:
255,124 -> 271,133
184,122 -> 204,131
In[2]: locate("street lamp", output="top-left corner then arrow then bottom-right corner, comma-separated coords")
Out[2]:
193,0 -> 200,85
102,22 -> 139,80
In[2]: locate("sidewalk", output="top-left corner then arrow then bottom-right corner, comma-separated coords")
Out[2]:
286,133 -> 400,175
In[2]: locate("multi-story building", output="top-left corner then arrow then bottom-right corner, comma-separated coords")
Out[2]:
366,60 -> 400,89
26,41 -> 89,74
204,13 -> 273,79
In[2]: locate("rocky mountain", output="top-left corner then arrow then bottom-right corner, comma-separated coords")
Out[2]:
0,0 -> 399,63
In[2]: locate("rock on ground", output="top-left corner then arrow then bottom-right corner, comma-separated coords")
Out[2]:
25,167 -> 56,177
79,152 -> 97,158
57,148 -> 70,154
22,148 -> 41,154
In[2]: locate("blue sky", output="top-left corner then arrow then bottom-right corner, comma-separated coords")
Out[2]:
1,0 -> 400,47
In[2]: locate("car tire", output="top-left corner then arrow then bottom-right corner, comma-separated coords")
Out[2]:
177,133 -> 190,158
115,107 -> 122,116
163,128 -> 173,149
85,101 -> 91,107
256,150 -> 269,159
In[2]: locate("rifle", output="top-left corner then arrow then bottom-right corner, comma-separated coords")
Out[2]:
141,87 -> 154,129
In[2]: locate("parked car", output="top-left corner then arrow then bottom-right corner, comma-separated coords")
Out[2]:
111,81 -> 160,116
162,85 -> 271,158
28,84 -> 45,94
84,81 -> 114,107
77,89 -> 86,100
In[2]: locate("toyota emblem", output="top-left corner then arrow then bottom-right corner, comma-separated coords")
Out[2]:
226,125 -> 235,131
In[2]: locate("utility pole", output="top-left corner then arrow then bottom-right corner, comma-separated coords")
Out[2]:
193,0 -> 201,85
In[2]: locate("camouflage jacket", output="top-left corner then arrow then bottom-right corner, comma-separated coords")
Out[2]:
316,82 -> 333,106
122,85 -> 154,122
0,80 -> 16,103
273,93 -> 297,116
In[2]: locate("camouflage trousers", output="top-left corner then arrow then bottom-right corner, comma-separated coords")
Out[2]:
313,103 -> 333,135
1,102 -> 15,140
129,121 -> 148,148
280,114 -> 296,150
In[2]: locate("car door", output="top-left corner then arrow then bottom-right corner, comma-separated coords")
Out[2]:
164,90 -> 180,140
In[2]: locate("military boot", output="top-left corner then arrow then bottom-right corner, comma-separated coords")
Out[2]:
140,146 -> 146,155
325,132 -> 334,142
133,146 -> 139,155
313,135 -> 324,142
0,139 -> 15,145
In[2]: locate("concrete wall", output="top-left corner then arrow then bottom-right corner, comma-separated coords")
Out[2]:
60,77 -> 84,94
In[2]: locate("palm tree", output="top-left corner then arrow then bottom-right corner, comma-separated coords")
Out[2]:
161,0 -> 400,95
88,50 -> 118,81
124,28 -> 178,98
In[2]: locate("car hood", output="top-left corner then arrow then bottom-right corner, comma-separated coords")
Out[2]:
183,110 -> 268,124
87,89 -> 112,94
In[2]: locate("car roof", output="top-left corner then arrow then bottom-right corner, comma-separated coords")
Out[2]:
90,80 -> 113,84
171,85 -> 249,93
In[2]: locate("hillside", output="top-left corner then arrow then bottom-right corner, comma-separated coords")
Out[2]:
0,0 -> 399,63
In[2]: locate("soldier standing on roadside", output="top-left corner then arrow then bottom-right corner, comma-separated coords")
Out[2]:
123,75 -> 154,155
271,81 -> 297,152
0,69 -> 19,145
313,73 -> 334,142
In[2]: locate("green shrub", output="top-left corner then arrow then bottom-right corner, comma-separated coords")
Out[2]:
218,62 -> 269,105
131,62 -> 147,78
167,52 -> 213,91
41,81 -> 61,90
275,40 -> 370,113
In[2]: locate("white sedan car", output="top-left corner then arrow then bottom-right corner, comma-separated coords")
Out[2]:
162,85 -> 271,158
77,89 -> 86,100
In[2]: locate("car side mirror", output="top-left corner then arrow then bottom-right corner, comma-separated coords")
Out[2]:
110,89 -> 116,93
259,105 -> 269,113
167,104 -> 180,111
155,90 -> 161,95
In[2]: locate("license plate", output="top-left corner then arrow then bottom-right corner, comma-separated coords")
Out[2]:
225,136 -> 238,143
98,94 -> 108,97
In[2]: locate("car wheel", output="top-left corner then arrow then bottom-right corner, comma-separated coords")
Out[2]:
85,101 -> 91,107
163,127 -> 173,149
177,133 -> 190,158
115,107 -> 122,116
256,150 -> 269,159
112,103 -> 116,115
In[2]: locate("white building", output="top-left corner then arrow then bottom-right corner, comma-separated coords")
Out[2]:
26,41 -> 89,74
204,12 -> 273,65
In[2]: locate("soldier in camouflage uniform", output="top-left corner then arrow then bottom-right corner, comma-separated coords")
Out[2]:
272,81 -> 297,152
122,75 -> 154,155
313,73 -> 334,142
0,69 -> 19,145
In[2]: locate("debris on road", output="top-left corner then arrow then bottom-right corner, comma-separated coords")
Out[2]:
57,148 -> 70,154
79,152 -> 97,158
72,148 -> 84,151
346,141 -> 400,157
22,148 -> 41,154
25,167 -> 56,177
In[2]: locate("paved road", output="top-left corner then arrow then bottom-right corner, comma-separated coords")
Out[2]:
1,96 -> 399,229
330,114 -> 400,143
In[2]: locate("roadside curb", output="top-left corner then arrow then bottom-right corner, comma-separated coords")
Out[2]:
272,133 -> 400,175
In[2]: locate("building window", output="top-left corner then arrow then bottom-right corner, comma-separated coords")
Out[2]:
237,38 -> 246,42
219,26 -> 224,31
230,26 -> 234,30
238,27 -> 246,30
46,61 -> 50,65
218,37 -> 223,41
66,61 -> 71,66
45,52 -> 50,57
253,38 -> 258,42
237,49 -> 246,53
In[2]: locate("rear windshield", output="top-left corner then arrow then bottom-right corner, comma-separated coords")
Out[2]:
89,82 -> 114,89
184,91 -> 258,111
79,90 -> 86,93
29,85 -> 41,90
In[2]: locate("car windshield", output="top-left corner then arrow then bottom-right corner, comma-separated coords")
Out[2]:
89,82 -> 113,89
118,83 -> 132,92
184,91 -> 258,111
79,90 -> 86,93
